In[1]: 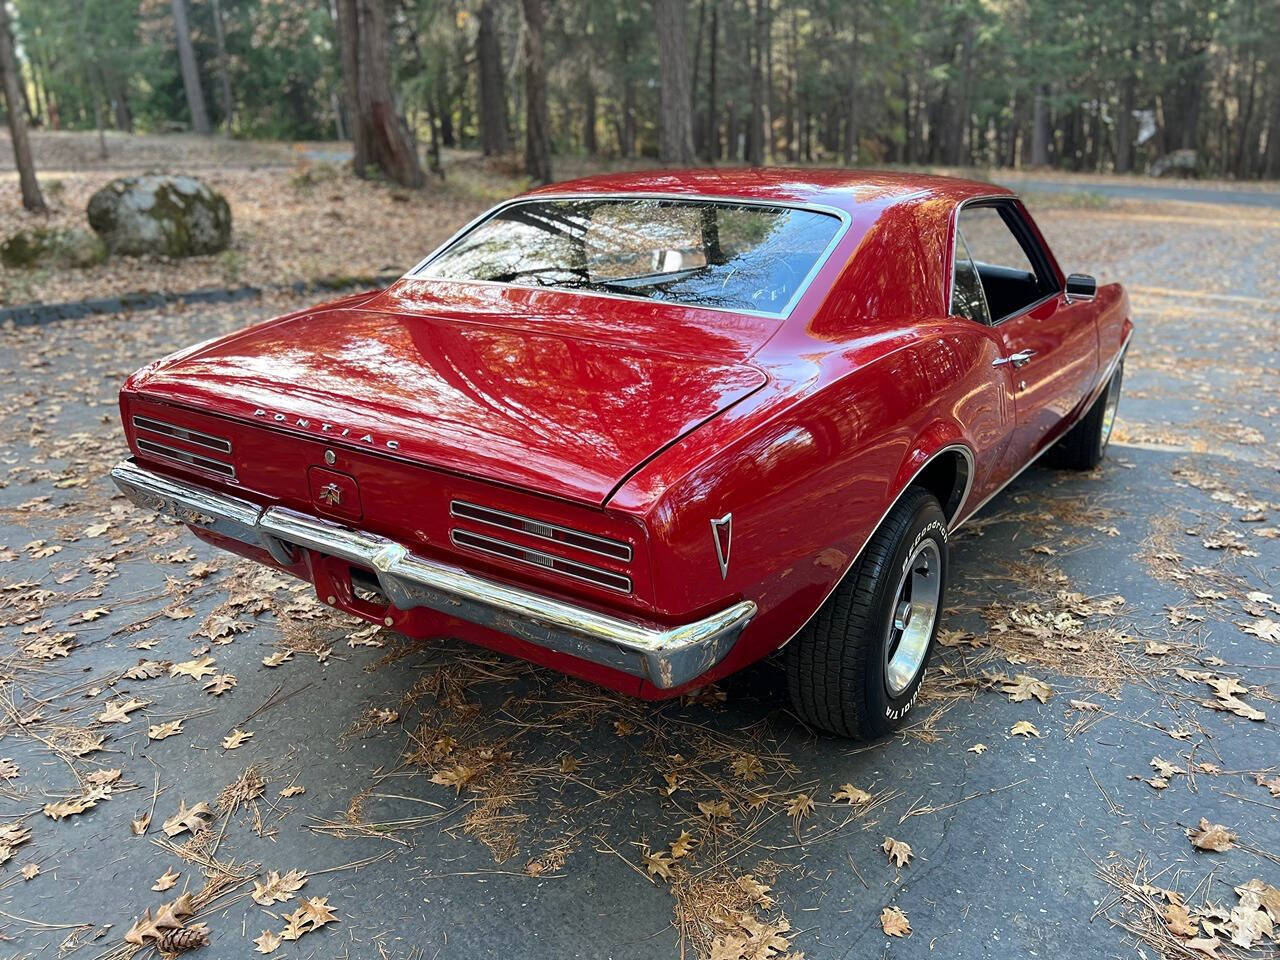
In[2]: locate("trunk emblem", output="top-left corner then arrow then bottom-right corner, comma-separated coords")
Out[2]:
711,513 -> 733,580
318,482 -> 343,506
324,449 -> 337,465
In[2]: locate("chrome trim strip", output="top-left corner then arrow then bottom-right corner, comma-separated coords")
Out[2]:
450,528 -> 633,594
401,192 -> 854,321
450,500 -> 633,562
131,415 -> 231,454
110,459 -> 754,689
135,438 -> 236,480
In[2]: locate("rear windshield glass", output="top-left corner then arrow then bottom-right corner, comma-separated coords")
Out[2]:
416,197 -> 843,316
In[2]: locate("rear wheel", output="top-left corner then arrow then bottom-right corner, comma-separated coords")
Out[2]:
785,488 -> 948,739
1047,360 -> 1124,470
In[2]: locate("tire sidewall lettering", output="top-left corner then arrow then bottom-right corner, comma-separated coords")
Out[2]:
882,519 -> 947,722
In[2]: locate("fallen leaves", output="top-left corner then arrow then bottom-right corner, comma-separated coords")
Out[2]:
785,793 -> 814,824
203,673 -> 237,696
252,869 -> 308,906
0,822 -> 32,864
170,655 -> 217,681
1187,818 -> 1236,853
644,849 -> 675,880
882,837 -> 913,868
262,650 -> 293,668
223,729 -> 254,750
832,784 -> 872,805
162,799 -> 213,838
880,905 -> 911,937
280,896 -> 339,942
1010,720 -> 1041,738
97,697 -> 148,723
148,719 -> 185,741
999,674 -> 1054,704
152,867 -> 180,891
254,930 -> 283,954
43,787 -> 109,820
124,892 -> 194,946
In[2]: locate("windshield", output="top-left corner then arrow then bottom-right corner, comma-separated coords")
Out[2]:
416,197 -> 844,316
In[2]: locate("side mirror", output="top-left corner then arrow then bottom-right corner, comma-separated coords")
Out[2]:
1065,273 -> 1097,302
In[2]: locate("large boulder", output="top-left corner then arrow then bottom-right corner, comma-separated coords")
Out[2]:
1,227 -> 107,269
87,174 -> 231,257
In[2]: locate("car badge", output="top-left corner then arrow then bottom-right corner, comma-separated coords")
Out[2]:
318,482 -> 343,506
711,513 -> 733,580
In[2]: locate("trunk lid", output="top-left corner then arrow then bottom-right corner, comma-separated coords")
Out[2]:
127,305 -> 767,505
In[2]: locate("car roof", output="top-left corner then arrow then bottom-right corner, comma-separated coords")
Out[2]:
523,168 -> 1013,214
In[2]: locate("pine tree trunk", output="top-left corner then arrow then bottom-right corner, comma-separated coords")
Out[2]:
583,74 -> 597,154
655,0 -> 696,164
0,2 -> 45,211
705,0 -> 718,162
210,0 -> 234,131
746,0 -> 764,165
170,0 -> 211,135
1030,84 -> 1050,167
337,0 -> 423,187
476,0 -> 509,155
1115,65 -> 1136,173
842,9 -> 858,166
520,0 -> 553,183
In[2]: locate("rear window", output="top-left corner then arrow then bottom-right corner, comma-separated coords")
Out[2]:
416,197 -> 844,316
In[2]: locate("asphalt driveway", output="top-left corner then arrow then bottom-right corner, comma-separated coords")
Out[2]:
1,193 -> 1278,960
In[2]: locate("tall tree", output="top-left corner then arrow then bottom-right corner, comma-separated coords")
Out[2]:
209,0 -> 234,130
0,0 -> 44,211
520,0 -> 552,182
337,0 -> 424,187
475,0 -> 509,155
169,0 -> 211,135
746,0 -> 764,165
654,0 -> 696,164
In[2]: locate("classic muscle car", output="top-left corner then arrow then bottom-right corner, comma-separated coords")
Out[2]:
111,170 -> 1130,738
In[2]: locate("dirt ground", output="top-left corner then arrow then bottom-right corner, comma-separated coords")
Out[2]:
1,135 -> 1279,959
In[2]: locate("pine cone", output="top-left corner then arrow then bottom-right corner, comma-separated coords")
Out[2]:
155,924 -> 210,954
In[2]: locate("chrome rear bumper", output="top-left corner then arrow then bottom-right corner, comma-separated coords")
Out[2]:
110,459 -> 755,689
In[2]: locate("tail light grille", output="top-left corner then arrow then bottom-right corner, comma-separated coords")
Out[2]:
132,416 -> 235,479
450,501 -> 631,561
449,500 -> 633,594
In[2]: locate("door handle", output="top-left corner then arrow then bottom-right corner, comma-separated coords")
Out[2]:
992,349 -> 1036,368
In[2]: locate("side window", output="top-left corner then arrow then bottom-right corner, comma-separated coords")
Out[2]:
956,204 -> 1057,322
950,230 -> 990,324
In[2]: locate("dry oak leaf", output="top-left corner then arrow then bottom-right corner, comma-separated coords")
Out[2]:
281,896 -> 339,941
731,753 -> 765,782
43,790 -> 105,820
833,783 -> 872,805
253,869 -> 308,906
98,697 -> 147,724
1188,818 -> 1236,853
883,837 -> 913,868
279,785 -> 305,798
697,799 -> 731,820
787,792 -> 815,823
559,755 -> 578,774
154,892 -> 195,929
967,743 -> 989,754
1010,720 -> 1041,738
262,650 -> 293,668
1069,700 -> 1102,712
148,720 -> 185,741
84,768 -> 121,786
0,758 -> 18,780
1165,902 -> 1199,938
223,729 -> 253,750
152,867 -> 180,892
644,849 -> 674,880
669,831 -> 696,860
132,813 -> 152,835
124,659 -> 167,680
1236,879 -> 1280,923
881,905 -> 912,937
124,909 -> 162,945
170,656 -> 216,681
1184,937 -> 1223,957
1000,674 -> 1053,704
254,930 -> 282,954
162,800 -> 213,838
430,764 -> 478,794
203,673 -> 237,696
21,863 -> 38,880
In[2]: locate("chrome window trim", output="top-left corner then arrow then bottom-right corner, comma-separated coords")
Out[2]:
136,437 -> 236,480
946,195 -> 1063,325
450,500 -> 633,562
132,415 -> 232,454
402,192 -> 854,320
450,528 -> 633,595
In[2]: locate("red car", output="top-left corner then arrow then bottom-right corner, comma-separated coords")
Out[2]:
112,170 -> 1130,738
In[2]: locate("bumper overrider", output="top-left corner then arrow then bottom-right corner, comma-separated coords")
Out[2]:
110,459 -> 756,689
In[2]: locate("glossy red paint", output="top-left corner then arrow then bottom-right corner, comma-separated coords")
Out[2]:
119,169 -> 1131,699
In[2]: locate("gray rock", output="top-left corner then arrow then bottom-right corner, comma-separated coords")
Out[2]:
1,227 -> 107,269
87,174 -> 231,257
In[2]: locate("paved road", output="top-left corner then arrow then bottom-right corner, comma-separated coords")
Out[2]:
1,206 -> 1278,960
997,174 -> 1280,208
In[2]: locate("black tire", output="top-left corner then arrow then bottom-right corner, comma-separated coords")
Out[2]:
785,488 -> 948,739
1045,360 -> 1124,470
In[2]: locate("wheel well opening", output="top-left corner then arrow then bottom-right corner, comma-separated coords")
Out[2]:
912,450 -> 971,524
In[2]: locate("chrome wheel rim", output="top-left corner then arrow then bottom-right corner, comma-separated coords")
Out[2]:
883,540 -> 942,697
1100,364 -> 1123,450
